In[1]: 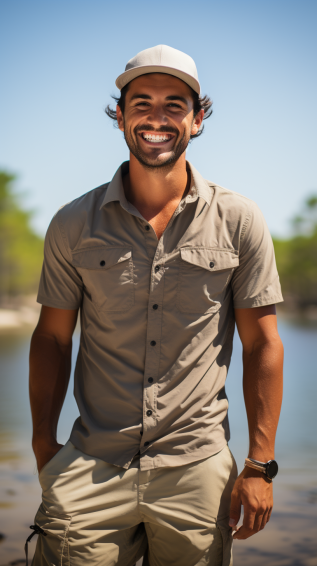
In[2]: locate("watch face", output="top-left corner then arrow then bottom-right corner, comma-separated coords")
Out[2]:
267,460 -> 278,479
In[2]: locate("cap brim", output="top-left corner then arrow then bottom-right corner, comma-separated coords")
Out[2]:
115,65 -> 200,95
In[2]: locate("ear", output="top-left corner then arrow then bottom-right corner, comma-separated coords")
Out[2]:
191,109 -> 204,136
116,105 -> 124,132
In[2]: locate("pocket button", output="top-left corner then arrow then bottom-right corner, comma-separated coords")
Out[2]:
209,261 -> 215,268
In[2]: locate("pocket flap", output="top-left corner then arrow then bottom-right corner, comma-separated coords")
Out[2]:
180,248 -> 239,271
72,247 -> 132,270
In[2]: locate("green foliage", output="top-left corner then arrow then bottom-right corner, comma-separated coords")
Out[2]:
273,194 -> 317,308
0,172 -> 43,299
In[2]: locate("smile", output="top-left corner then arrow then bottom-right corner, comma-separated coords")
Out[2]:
141,133 -> 174,143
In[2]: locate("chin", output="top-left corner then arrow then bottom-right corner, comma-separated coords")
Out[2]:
138,152 -> 178,169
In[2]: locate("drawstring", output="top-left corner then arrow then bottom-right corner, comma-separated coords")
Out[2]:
25,525 -> 46,565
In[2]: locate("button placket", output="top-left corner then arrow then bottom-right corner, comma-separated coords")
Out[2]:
143,223 -> 158,261
141,251 -> 165,452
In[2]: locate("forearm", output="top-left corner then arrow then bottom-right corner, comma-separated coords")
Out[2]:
29,329 -> 72,447
243,336 -> 283,461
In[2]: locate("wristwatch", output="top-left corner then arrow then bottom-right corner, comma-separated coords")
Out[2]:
245,457 -> 278,481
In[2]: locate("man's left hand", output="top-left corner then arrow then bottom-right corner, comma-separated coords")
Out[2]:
229,466 -> 273,539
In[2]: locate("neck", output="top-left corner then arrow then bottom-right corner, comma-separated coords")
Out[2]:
123,153 -> 190,222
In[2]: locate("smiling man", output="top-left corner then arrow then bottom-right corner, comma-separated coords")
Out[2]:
29,45 -> 284,566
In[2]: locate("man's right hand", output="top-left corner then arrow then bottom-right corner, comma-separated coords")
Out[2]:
33,438 -> 64,474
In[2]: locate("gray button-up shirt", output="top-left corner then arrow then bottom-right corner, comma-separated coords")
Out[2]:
37,161 -> 283,471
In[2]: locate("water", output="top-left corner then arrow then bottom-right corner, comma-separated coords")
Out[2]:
0,317 -> 316,565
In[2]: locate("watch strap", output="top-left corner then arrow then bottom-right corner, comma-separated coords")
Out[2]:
244,457 -> 272,481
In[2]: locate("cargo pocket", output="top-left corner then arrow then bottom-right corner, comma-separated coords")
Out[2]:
178,248 -> 239,314
72,246 -> 134,313
31,502 -> 72,566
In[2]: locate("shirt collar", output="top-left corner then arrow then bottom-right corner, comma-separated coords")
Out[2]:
100,160 -> 212,210
184,161 -> 212,206
100,161 -> 130,211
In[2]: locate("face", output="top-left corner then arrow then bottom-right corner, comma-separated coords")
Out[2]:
116,73 -> 204,169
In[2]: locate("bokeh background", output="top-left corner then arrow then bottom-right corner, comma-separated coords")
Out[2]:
0,1 -> 316,565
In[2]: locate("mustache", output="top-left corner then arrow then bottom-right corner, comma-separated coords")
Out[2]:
134,125 -> 179,136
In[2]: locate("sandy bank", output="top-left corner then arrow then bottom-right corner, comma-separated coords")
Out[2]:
0,296 -> 40,331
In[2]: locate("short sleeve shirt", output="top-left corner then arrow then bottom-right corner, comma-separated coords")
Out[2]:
37,161 -> 283,471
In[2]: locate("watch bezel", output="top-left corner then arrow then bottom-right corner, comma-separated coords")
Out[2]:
266,460 -> 278,479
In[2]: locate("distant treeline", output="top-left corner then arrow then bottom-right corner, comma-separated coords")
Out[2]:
0,172 -> 43,301
0,171 -> 316,310
273,195 -> 317,310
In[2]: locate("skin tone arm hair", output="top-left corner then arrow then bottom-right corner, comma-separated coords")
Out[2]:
230,304 -> 284,540
29,305 -> 78,473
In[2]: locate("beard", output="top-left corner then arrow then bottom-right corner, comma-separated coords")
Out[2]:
123,123 -> 191,170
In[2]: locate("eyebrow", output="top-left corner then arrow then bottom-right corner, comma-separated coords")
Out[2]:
166,95 -> 188,105
130,93 -> 189,105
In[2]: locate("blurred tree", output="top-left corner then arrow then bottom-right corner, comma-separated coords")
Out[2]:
0,172 -> 43,301
273,194 -> 317,309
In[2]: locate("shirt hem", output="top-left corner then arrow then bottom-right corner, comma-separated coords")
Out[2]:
139,440 -> 229,471
37,295 -> 81,310
233,294 -> 284,309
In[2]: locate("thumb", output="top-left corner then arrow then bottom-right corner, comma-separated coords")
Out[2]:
229,489 -> 241,528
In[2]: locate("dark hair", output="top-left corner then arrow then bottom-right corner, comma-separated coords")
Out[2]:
105,79 -> 213,140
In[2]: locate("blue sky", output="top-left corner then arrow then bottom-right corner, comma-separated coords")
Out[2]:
1,0 -> 316,237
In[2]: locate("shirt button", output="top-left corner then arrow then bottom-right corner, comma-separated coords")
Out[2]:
150,340 -> 156,346
155,265 -> 161,272
153,304 -> 158,310
100,260 -> 106,266
144,441 -> 150,446
209,261 -> 215,268
148,377 -> 153,383
146,410 -> 152,416
145,225 -> 150,231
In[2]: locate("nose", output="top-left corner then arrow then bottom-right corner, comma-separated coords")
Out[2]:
145,104 -> 168,128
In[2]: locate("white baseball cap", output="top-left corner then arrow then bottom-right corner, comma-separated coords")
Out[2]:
115,45 -> 201,95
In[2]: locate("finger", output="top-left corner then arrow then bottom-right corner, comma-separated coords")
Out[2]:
231,525 -> 241,539
229,489 -> 241,529
253,511 -> 265,533
233,525 -> 252,540
267,506 -> 273,523
243,505 -> 257,533
260,508 -> 269,530
233,507 -> 269,539
233,505 -> 257,539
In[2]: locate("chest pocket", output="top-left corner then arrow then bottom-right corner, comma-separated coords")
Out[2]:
178,248 -> 239,313
72,247 -> 134,313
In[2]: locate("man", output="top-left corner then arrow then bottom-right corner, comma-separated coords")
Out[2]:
29,45 -> 284,566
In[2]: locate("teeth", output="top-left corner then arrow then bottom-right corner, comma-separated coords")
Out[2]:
143,133 -> 171,142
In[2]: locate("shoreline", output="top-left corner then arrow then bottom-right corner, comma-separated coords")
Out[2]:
0,296 -> 40,332
1,298 -> 317,333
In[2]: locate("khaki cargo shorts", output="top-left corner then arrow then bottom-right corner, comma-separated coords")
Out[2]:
31,442 -> 237,566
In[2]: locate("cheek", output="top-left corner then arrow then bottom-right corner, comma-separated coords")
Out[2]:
181,121 -> 194,139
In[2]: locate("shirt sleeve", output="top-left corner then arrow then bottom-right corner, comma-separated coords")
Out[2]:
37,210 -> 83,310
232,202 -> 283,308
